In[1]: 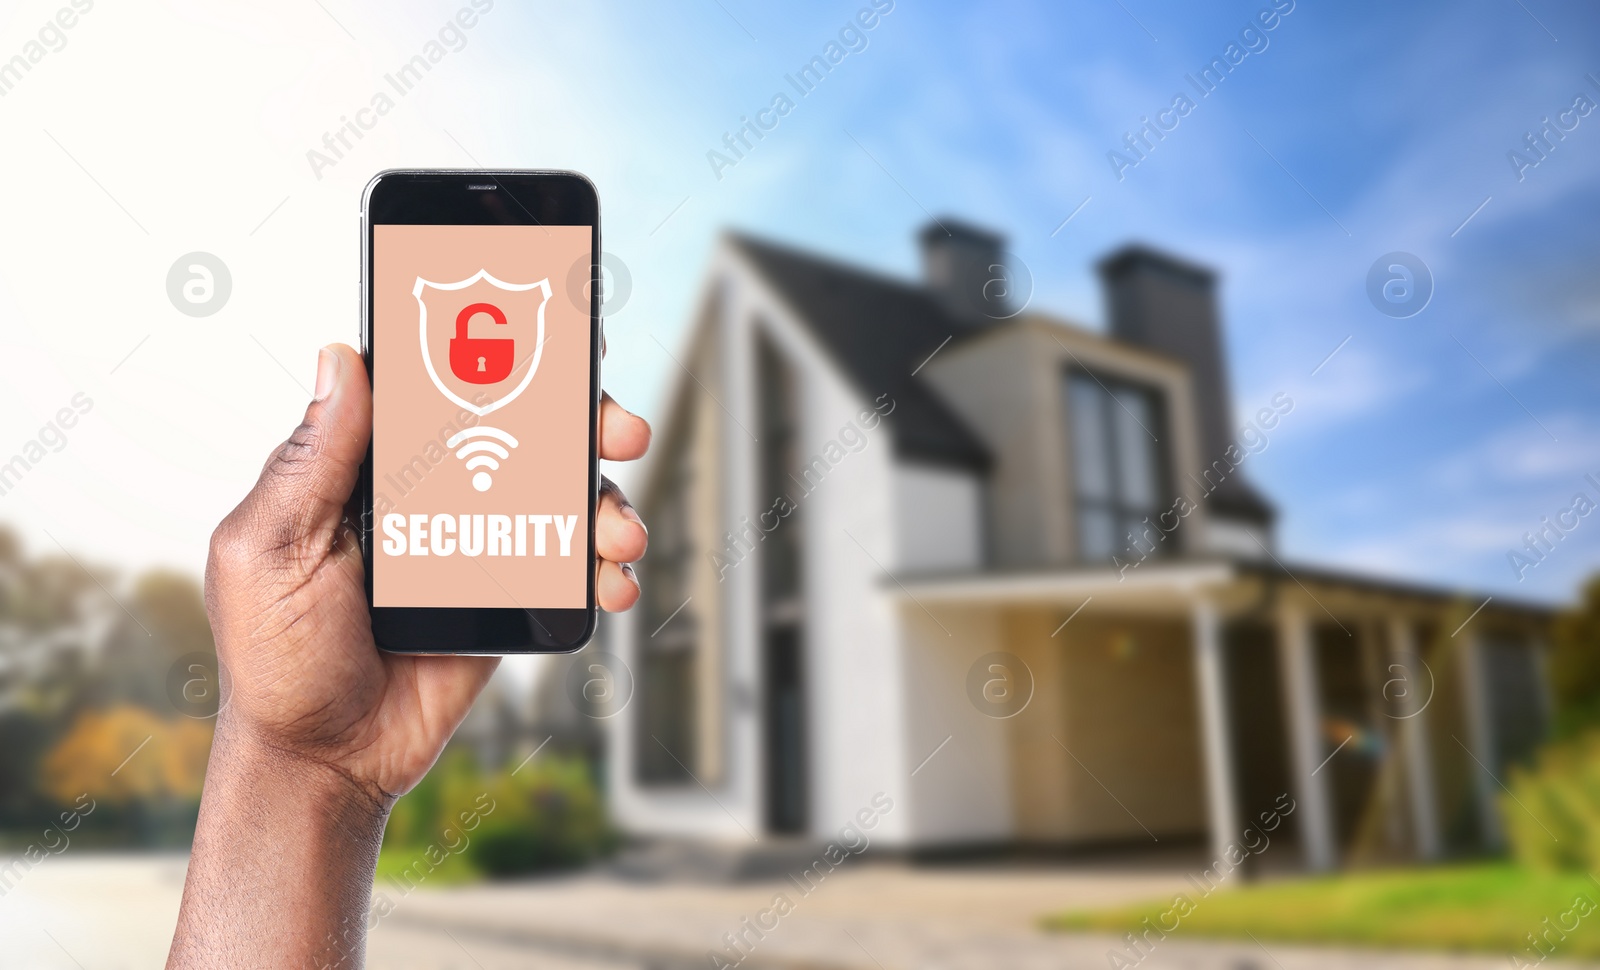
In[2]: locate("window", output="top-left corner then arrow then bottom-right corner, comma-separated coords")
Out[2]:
1066,371 -> 1165,561
758,334 -> 803,609
757,333 -> 808,834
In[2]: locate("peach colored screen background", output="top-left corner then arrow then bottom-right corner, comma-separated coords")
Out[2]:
373,224 -> 593,608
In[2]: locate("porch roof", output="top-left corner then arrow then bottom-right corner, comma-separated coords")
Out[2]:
888,556 -> 1557,619
892,558 -> 1232,606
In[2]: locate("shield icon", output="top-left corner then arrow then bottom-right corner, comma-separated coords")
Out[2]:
414,270 -> 552,417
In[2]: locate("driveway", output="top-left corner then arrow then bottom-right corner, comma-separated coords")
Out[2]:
0,854 -> 1584,969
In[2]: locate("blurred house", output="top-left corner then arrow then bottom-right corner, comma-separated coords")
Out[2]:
605,222 -> 1553,871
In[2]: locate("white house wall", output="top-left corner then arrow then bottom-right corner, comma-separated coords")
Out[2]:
894,462 -> 984,573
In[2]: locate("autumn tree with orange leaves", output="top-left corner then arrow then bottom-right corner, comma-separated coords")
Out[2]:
41,705 -> 211,807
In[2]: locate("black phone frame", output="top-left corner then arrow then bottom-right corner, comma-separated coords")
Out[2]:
358,169 -> 601,654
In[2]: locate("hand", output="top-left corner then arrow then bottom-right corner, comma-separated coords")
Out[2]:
169,343 -> 649,969
203,343 -> 650,807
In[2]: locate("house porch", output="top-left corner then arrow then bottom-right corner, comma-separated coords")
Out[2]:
894,559 -> 1552,870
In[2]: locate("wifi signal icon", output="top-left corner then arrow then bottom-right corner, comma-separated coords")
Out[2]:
446,426 -> 520,492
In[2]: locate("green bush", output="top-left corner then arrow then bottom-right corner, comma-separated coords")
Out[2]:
384,750 -> 471,848
381,750 -> 614,882
1505,730 -> 1600,870
456,756 -> 615,877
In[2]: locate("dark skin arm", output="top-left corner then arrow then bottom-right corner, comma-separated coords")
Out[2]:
166,344 -> 649,969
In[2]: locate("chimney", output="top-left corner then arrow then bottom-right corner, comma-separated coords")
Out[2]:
920,219 -> 1009,321
1097,244 -> 1236,468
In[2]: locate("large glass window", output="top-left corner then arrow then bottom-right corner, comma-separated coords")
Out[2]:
1066,371 -> 1165,561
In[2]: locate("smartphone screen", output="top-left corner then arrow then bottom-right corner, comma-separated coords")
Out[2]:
361,172 -> 600,652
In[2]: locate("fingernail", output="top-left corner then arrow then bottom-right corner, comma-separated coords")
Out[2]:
620,562 -> 639,585
313,348 -> 337,402
619,504 -> 646,532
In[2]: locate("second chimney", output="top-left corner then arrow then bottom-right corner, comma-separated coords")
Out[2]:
1097,244 -> 1236,466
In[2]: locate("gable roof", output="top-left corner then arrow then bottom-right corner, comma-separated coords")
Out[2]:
727,231 -> 992,471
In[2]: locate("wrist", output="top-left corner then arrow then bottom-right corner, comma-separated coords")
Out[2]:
210,715 -> 394,822
168,719 -> 392,969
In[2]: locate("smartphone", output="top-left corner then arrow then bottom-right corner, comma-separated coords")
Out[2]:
358,170 -> 601,653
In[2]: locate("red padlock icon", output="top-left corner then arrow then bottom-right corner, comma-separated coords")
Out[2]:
449,302 -> 514,384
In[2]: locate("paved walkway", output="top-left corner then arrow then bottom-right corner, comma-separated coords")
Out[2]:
383,863 -> 1555,970
0,854 -> 1588,970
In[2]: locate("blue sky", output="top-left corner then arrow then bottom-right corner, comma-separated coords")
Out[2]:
0,0 -> 1597,606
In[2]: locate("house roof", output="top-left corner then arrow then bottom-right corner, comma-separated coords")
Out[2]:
726,231 -> 992,471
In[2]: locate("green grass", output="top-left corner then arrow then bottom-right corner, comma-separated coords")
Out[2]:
1045,864 -> 1600,957
374,843 -> 483,889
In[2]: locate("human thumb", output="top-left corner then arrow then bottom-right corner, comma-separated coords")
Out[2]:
234,344 -> 371,569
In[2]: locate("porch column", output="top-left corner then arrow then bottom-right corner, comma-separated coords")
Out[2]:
1190,597 -> 1239,864
1277,603 -> 1336,871
1389,616 -> 1441,860
1459,631 -> 1504,848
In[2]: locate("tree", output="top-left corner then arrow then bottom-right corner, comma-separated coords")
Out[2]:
90,570 -> 215,712
0,529 -> 216,843
40,704 -> 211,807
